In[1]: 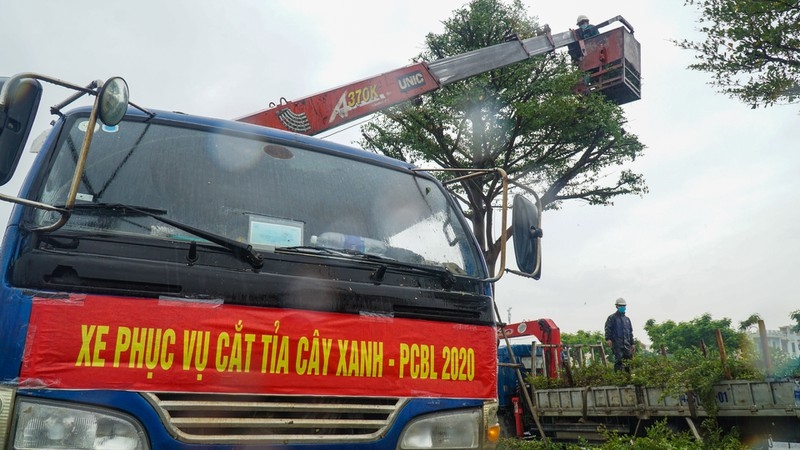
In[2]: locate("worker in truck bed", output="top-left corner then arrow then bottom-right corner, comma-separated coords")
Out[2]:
605,297 -> 635,372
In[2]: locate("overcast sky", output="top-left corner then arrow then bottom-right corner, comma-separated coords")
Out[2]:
3,1 -> 798,345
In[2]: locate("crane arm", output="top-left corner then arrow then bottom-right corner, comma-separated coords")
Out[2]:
236,63 -> 439,135
236,16 -> 635,136
499,318 -> 562,379
499,318 -> 561,345
426,27 -> 574,87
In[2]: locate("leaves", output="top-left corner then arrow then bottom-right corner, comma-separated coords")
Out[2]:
678,0 -> 800,107
528,347 -> 764,422
497,418 -> 747,449
791,309 -> 800,333
644,313 -> 746,355
737,313 -> 761,331
358,0 -> 647,270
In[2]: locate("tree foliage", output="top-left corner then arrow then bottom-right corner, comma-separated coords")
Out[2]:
791,309 -> 800,332
737,313 -> 761,331
530,338 -> 765,418
498,418 -> 747,449
644,313 -> 748,354
561,329 -> 645,363
677,0 -> 800,107
560,330 -> 605,346
358,0 -> 647,271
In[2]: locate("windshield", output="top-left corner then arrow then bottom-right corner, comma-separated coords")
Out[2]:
32,114 -> 485,277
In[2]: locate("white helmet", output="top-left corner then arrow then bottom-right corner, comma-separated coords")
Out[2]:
615,297 -> 627,306
576,15 -> 589,25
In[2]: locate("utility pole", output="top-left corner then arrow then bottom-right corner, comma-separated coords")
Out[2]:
507,307 -> 512,324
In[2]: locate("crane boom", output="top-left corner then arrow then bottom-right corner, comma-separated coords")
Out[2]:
427,28 -> 573,86
237,16 -> 638,136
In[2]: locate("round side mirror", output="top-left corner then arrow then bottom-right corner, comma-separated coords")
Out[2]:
97,77 -> 129,126
512,194 -> 542,279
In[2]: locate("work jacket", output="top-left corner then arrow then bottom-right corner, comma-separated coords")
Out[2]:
604,311 -> 634,350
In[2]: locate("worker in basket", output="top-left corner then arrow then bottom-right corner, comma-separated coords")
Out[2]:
576,15 -> 599,39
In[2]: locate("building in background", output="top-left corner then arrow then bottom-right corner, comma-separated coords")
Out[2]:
749,326 -> 800,359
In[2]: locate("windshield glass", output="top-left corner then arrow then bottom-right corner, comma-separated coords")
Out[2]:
32,115 -> 485,277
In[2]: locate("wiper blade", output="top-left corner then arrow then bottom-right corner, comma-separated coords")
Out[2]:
278,245 -> 456,288
69,203 -> 264,270
355,253 -> 456,288
67,202 -> 167,215
275,245 -> 352,257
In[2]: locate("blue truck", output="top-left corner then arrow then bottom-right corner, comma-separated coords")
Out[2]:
0,72 -> 544,449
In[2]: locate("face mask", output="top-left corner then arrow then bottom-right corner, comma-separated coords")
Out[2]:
617,306 -> 626,314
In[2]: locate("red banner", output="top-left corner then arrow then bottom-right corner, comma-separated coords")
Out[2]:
21,295 -> 496,399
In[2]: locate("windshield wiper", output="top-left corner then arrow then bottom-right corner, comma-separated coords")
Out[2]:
277,245 -> 456,288
350,251 -> 456,288
68,203 -> 168,216
67,203 -> 264,270
275,245 -> 353,258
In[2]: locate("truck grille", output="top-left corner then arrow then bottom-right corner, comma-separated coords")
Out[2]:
143,393 -> 406,444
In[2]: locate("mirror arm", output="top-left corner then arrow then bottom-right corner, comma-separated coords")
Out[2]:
0,192 -> 71,232
484,167 -> 508,283
0,74 -> 104,233
129,100 -> 155,118
0,73 -> 152,120
0,193 -> 68,214
508,179 -> 543,213
412,167 -> 510,283
0,73 -> 142,233
50,80 -> 101,117
0,73 -> 97,109
64,91 -> 102,212
505,268 -> 541,279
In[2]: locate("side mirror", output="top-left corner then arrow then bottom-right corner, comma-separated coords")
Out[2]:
512,194 -> 543,279
97,77 -> 129,126
0,76 -> 43,186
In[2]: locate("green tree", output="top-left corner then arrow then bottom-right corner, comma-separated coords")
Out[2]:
677,0 -> 800,107
562,329 -> 646,364
644,313 -> 747,354
359,0 -> 647,272
769,346 -> 800,378
561,330 -> 605,346
737,313 -> 761,331
561,330 -> 608,367
791,309 -> 800,333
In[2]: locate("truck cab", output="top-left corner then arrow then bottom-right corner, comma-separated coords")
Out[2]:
0,74 -> 544,449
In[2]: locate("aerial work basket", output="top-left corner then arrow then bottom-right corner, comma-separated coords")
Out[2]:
579,26 -> 641,105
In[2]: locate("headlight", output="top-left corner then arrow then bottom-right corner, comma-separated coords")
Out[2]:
398,409 -> 481,449
12,399 -> 148,450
